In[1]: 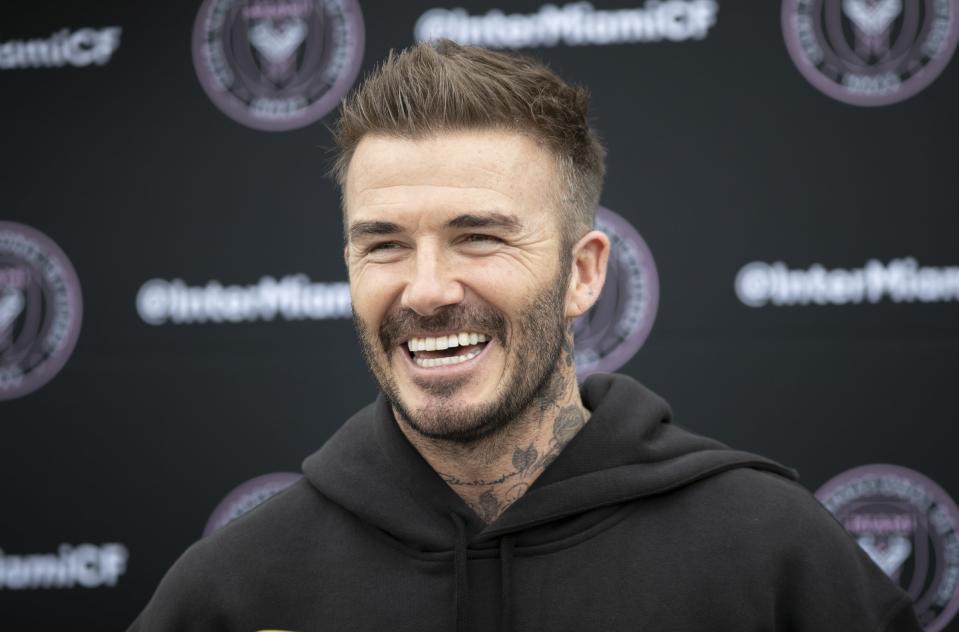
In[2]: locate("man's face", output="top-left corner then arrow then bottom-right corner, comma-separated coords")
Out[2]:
344,130 -> 574,442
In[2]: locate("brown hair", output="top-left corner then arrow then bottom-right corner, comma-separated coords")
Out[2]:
331,39 -> 606,245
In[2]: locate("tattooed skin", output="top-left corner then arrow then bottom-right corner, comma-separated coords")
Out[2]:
438,470 -> 518,487
537,405 -> 588,471
504,482 -> 530,503
414,324 -> 589,524
475,491 -> 502,524
436,326 -> 591,524
447,402 -> 587,523
512,444 -> 538,474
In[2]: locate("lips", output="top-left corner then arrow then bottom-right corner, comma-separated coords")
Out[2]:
378,305 -> 507,364
402,331 -> 491,369
399,335 -> 494,372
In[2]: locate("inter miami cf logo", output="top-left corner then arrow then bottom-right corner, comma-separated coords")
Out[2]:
0,222 -> 82,401
816,464 -> 959,631
192,0 -> 365,131
204,472 -> 302,535
574,207 -> 659,379
782,0 -> 959,106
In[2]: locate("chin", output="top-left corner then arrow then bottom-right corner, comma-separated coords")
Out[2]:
391,379 -> 514,443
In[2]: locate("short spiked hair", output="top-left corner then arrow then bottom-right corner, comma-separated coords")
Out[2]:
331,39 -> 606,244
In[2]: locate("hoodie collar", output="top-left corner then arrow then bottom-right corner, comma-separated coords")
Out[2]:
303,373 -> 797,550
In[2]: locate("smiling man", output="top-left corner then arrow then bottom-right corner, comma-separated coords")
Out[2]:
130,41 -> 921,631
342,126 -> 605,522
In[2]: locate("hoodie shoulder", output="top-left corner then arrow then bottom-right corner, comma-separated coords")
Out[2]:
129,479 -> 335,631
683,467 -> 871,559
674,467 -> 920,631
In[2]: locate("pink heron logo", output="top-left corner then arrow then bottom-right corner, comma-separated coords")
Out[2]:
0,222 -> 82,401
816,464 -> 959,630
204,472 -> 303,536
782,0 -> 959,106
192,0 -> 365,131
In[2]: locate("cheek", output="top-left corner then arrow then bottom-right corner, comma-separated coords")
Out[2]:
350,265 -> 405,323
461,255 -> 548,305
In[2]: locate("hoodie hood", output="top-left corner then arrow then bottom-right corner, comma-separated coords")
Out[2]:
131,372 -> 919,632
303,372 -> 797,551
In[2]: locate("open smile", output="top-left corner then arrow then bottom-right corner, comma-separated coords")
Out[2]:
399,331 -> 494,373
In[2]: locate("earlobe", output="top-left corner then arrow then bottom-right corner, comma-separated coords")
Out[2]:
564,229 -> 610,318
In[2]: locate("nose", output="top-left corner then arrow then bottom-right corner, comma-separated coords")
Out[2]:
401,242 -> 464,316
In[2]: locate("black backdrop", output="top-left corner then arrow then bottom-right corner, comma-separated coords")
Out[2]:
2,0 -> 958,629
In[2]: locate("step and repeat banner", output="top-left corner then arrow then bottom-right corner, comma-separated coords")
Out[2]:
2,0 -> 958,629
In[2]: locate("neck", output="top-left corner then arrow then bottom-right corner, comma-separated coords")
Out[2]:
395,327 -> 590,524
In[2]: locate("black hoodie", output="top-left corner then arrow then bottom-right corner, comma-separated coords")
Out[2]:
130,373 -> 921,631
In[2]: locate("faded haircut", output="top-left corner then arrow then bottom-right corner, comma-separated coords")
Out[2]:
331,39 -> 606,246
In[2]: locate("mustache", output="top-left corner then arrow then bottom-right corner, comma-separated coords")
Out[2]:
379,304 -> 507,351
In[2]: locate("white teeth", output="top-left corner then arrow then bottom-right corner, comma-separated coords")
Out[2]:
404,332 -> 489,353
413,349 -> 481,368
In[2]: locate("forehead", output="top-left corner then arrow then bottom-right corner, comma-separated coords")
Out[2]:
344,130 -> 560,223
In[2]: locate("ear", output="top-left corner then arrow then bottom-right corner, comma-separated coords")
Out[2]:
565,229 -> 610,318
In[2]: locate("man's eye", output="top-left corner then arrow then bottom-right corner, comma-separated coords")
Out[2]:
462,234 -> 501,244
367,242 -> 399,253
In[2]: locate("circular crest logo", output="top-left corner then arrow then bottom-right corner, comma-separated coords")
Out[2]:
192,0 -> 365,131
0,222 -> 82,401
204,471 -> 302,536
574,207 -> 659,379
816,464 -> 959,630
782,0 -> 959,106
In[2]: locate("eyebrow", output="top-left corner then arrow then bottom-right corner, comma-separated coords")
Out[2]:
347,212 -> 522,242
348,221 -> 402,241
447,212 -> 522,232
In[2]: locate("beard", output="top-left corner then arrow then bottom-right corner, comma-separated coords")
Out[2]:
353,266 -> 571,444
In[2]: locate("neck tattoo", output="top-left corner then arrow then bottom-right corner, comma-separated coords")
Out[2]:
426,325 -> 590,524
